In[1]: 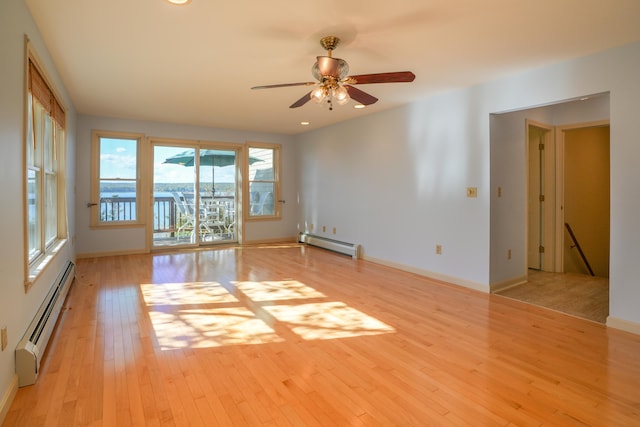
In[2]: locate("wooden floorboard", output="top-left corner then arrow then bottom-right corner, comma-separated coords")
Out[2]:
4,245 -> 640,426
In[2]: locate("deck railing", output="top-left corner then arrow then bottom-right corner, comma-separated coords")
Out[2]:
100,195 -> 234,235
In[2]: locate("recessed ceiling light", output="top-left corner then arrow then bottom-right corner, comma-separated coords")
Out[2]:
354,104 -> 365,109
300,121 -> 310,126
166,0 -> 191,5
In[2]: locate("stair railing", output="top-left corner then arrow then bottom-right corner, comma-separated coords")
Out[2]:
564,222 -> 595,276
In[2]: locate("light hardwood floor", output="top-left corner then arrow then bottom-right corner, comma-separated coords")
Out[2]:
4,245 -> 640,426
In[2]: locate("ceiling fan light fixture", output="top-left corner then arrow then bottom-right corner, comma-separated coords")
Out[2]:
334,85 -> 350,105
310,86 -> 327,104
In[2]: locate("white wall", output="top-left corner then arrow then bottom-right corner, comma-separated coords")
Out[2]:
75,115 -> 298,256
296,92 -> 490,290
295,42 -> 640,329
0,0 -> 76,417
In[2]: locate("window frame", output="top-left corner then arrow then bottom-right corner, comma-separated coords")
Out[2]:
24,42 -> 68,289
244,142 -> 282,221
90,130 -> 145,228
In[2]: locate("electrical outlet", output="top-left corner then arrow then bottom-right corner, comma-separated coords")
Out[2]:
310,223 -> 314,232
332,227 -> 337,234
497,186 -> 502,197
507,249 -> 512,260
466,187 -> 478,198
436,244 -> 442,255
1,326 -> 7,351
322,225 -> 326,233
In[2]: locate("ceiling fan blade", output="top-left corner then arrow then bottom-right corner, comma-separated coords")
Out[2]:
345,85 -> 378,105
289,92 -> 312,108
348,71 -> 415,84
251,82 -> 315,90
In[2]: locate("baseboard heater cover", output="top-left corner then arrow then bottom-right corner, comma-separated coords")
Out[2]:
299,233 -> 360,259
16,261 -> 75,387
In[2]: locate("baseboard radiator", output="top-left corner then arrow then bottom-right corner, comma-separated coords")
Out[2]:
299,233 -> 360,259
16,261 -> 75,387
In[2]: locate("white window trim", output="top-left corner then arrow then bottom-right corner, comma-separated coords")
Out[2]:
244,142 -> 282,222
90,130 -> 145,228
24,39 -> 68,291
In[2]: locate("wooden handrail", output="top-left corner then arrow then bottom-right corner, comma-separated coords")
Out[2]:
564,222 -> 595,276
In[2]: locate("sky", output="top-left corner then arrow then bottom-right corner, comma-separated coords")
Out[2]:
99,139 -> 237,185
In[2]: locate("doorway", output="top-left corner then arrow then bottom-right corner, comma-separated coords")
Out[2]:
503,122 -> 611,323
561,125 -> 610,277
526,122 -> 610,276
151,143 -> 239,248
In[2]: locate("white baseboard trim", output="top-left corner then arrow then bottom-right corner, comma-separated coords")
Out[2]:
0,374 -> 18,425
241,236 -> 298,246
490,275 -> 528,293
363,255 -> 490,293
606,316 -> 640,336
76,248 -> 148,259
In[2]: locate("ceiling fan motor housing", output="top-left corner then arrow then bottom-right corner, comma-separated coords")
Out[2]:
312,56 -> 349,80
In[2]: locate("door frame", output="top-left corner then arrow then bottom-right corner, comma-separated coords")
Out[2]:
554,120 -> 610,273
146,137 -> 244,250
526,120 -> 556,272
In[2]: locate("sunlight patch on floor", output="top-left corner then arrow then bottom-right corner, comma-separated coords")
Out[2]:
148,307 -> 283,349
234,280 -> 326,301
265,301 -> 395,340
141,281 -> 238,305
140,280 -> 395,349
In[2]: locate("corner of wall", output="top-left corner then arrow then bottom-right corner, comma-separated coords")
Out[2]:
490,275 -> 528,293
0,374 -> 19,425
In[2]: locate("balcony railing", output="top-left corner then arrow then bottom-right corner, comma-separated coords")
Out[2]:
100,195 -> 235,237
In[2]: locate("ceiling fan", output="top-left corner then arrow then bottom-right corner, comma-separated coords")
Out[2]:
251,36 -> 415,110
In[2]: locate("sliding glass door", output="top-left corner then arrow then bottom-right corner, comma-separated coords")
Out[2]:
151,143 -> 238,248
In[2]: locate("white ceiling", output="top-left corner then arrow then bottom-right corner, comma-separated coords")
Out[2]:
26,0 -> 640,135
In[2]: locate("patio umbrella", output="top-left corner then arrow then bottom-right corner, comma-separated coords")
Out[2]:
163,149 -> 262,197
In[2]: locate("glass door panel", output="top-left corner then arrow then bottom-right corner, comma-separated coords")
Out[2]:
152,145 -> 197,247
197,149 -> 237,243
152,145 -> 238,248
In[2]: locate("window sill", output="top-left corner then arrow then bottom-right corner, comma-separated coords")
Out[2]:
245,214 -> 281,222
26,238 -> 68,292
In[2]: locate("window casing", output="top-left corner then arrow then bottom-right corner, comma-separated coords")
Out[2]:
90,131 -> 143,227
246,143 -> 281,220
25,53 -> 67,286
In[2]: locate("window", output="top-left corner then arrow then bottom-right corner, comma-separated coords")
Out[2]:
90,131 -> 143,227
246,143 -> 281,219
25,52 -> 67,285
